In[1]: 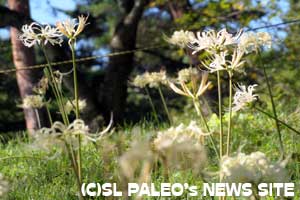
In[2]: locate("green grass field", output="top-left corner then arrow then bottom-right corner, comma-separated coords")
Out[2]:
1,100 -> 299,199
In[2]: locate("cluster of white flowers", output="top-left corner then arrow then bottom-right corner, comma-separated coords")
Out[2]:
177,67 -> 199,82
188,29 -> 243,54
33,118 -> 113,152
168,28 -> 271,74
20,15 -> 88,48
65,99 -> 87,115
19,22 -> 63,47
0,174 -> 9,197
20,95 -> 44,109
153,121 -> 208,171
166,30 -> 195,48
132,71 -> 168,88
238,32 -> 272,54
220,151 -> 289,184
232,84 -> 258,111
169,69 -> 211,99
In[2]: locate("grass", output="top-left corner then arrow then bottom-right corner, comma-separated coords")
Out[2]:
0,100 -> 300,200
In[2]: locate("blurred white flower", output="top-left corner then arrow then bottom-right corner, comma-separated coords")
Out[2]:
169,70 -> 211,99
154,121 -> 209,172
19,22 -> 63,47
227,48 -> 245,71
203,49 -> 245,73
257,32 -> 272,48
146,71 -> 168,88
188,29 -> 243,54
132,71 -> 168,88
132,74 -> 148,88
203,51 -> 227,73
232,84 -> 258,111
56,15 -> 88,39
167,30 -> 195,48
33,76 -> 49,95
238,32 -> 272,53
20,95 -> 44,109
65,99 -> 87,115
0,174 -> 9,197
177,67 -> 199,82
33,116 -> 113,152
220,151 -> 289,184
119,140 -> 153,180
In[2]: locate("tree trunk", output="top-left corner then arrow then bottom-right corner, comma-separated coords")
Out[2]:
8,0 -> 44,135
102,0 -> 148,123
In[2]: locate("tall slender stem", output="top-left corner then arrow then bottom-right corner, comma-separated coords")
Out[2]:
41,46 -> 69,125
254,106 -> 300,135
34,109 -> 41,129
217,71 -> 223,158
158,86 -> 172,125
45,104 -> 53,126
262,64 -> 285,157
193,99 -> 220,161
64,140 -> 84,200
70,41 -> 80,119
69,40 -> 82,186
145,87 -> 159,124
226,72 -> 233,156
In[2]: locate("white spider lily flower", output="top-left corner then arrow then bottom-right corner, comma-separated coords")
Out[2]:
65,99 -> 87,115
177,67 -> 199,82
0,174 -> 9,197
188,28 -> 243,54
56,15 -> 88,39
228,49 -> 245,71
220,151 -> 289,184
19,23 -> 40,47
146,71 -> 168,88
32,115 -> 113,152
203,51 -> 228,73
132,71 -> 168,88
232,84 -> 258,111
119,140 -> 153,180
257,32 -> 272,48
132,74 -> 148,88
19,22 -> 63,47
238,32 -> 272,53
153,121 -> 208,172
169,71 -> 211,99
20,95 -> 44,109
166,30 -> 195,48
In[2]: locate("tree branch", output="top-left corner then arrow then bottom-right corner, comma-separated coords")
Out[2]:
0,5 -> 33,29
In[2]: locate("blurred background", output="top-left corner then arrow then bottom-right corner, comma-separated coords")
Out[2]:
0,0 -> 299,134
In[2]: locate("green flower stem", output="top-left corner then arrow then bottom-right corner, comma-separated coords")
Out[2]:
193,99 -> 220,161
41,46 -> 69,125
64,140 -> 84,200
217,71 -> 224,158
45,104 -> 53,126
254,106 -> 300,135
145,87 -> 159,124
70,41 -> 80,119
226,72 -> 233,156
262,64 -> 285,157
158,86 -> 172,125
69,40 -> 83,189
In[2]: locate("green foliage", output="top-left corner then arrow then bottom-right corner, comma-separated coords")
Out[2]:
0,102 -> 300,199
